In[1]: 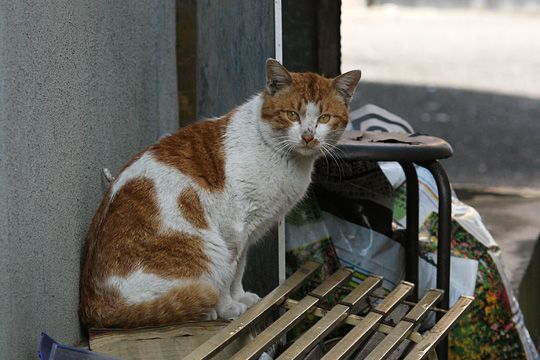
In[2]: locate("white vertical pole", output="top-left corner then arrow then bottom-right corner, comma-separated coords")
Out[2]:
274,0 -> 283,63
274,0 -> 286,285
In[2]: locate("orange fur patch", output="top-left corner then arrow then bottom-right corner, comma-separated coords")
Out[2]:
80,178 -> 215,328
178,186 -> 209,229
151,116 -> 231,192
82,282 -> 218,328
261,72 -> 350,130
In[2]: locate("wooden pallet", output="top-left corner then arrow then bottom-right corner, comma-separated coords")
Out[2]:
185,261 -> 473,360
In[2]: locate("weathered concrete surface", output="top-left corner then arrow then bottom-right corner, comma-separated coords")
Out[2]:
0,1 -> 178,358
196,0 -> 274,118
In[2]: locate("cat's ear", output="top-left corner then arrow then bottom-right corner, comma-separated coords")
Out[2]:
332,70 -> 362,103
266,58 -> 292,95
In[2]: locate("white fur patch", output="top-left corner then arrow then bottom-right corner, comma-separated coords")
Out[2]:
107,269 -> 187,304
305,101 -> 320,123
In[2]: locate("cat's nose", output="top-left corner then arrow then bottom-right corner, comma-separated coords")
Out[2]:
301,133 -> 314,144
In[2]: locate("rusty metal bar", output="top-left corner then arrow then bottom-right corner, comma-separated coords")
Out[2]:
404,296 -> 474,360
230,268 -> 352,360
364,289 -> 443,360
277,276 -> 382,360
321,281 -> 414,360
183,261 -> 321,360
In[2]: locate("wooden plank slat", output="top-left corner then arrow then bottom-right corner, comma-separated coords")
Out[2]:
280,299 -> 425,344
277,276 -> 382,360
372,281 -> 415,315
404,296 -> 474,360
340,275 -> 383,312
321,281 -> 414,360
364,289 -> 443,360
230,268 -> 352,360
309,268 -> 354,299
183,261 -> 321,360
278,304 -> 349,360
403,289 -> 444,323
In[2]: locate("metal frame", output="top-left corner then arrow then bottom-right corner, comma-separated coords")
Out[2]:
422,161 -> 452,360
399,160 -> 453,360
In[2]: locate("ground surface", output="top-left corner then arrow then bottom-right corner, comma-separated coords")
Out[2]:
342,4 -> 540,98
342,4 -> 540,187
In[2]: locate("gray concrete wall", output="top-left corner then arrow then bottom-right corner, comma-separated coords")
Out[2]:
196,0 -> 275,119
0,1 -> 178,358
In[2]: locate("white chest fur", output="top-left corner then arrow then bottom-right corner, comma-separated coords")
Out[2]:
222,96 -> 317,241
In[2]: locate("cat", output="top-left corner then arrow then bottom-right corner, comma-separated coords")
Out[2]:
79,59 -> 361,328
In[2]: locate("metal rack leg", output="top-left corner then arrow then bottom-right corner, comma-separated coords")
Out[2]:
422,161 -> 452,360
399,162 -> 419,302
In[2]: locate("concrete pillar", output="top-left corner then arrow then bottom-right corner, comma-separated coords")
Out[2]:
0,1 -> 178,358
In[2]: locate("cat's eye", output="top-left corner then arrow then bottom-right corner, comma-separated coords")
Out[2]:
318,114 -> 331,124
285,111 -> 299,122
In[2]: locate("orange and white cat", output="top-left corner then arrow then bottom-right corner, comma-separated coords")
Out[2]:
80,59 -> 361,328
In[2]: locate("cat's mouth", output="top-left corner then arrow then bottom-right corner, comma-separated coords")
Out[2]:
295,141 -> 321,156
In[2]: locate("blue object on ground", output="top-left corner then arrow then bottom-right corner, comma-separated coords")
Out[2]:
38,333 -> 121,360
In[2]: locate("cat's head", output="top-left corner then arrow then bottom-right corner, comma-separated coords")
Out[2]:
261,59 -> 361,157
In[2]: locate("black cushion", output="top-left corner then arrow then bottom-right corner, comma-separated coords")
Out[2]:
336,131 -> 453,162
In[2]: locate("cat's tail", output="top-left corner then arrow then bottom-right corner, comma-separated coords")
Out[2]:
81,282 -> 219,328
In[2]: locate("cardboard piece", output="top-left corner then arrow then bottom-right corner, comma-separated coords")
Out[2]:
89,321 -> 248,360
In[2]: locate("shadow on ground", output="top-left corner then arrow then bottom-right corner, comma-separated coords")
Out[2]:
351,82 -> 540,187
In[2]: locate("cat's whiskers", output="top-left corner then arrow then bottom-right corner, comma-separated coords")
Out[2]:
318,146 -> 331,175
327,143 -> 347,179
270,139 -> 294,162
321,142 -> 344,180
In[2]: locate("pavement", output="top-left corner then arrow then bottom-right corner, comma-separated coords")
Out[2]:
343,5 -> 540,187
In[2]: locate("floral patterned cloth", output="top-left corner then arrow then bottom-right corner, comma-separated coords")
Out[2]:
422,213 -> 532,359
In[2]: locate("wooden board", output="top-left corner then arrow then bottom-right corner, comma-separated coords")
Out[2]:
88,321 -> 248,360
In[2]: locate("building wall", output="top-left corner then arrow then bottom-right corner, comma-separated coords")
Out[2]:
0,1 -> 178,358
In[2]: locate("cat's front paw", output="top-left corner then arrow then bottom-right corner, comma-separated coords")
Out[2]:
217,300 -> 248,320
204,309 -> 218,321
237,291 -> 261,307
